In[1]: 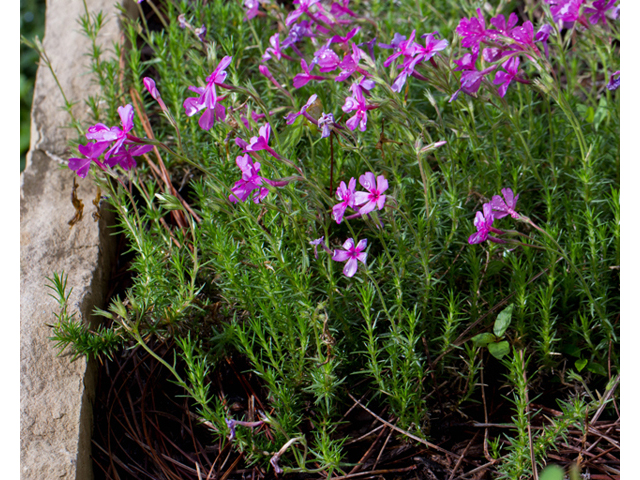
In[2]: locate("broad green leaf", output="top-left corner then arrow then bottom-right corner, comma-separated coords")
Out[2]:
472,332 -> 497,348
488,341 -> 510,360
575,358 -> 588,372
493,304 -> 514,338
587,361 -> 607,376
539,465 -> 564,480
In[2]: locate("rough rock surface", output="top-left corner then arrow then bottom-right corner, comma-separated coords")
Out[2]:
20,1 -> 134,478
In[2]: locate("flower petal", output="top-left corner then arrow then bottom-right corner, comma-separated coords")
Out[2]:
343,257 -> 359,277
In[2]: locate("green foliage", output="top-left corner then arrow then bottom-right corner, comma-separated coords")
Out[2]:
45,0 -> 619,475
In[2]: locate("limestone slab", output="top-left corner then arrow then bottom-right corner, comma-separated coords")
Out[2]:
21,1 -> 135,478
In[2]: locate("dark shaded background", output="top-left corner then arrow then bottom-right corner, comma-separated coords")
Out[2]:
21,0 -> 46,172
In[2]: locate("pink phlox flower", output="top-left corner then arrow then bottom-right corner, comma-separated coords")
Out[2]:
332,238 -> 368,277
286,0 -> 331,27
183,56 -> 232,130
353,172 -> 388,215
358,37 -> 377,61
194,24 -> 207,42
312,42 -> 341,72
263,33 -> 283,61
349,75 -> 375,97
243,0 -> 260,20
293,59 -> 327,88
310,236 -> 324,259
242,123 -> 282,160
482,47 -> 503,63
584,0 -> 618,25
449,64 -> 497,102
86,104 -> 135,159
286,94 -> 319,125
330,0 -> 357,21
318,112 -> 335,138
281,21 -> 315,52
456,8 -> 489,48
547,0 -> 586,25
390,33 -> 448,92
607,70 -> 620,91
489,13 -> 519,37
468,203 -> 505,244
383,30 -> 417,68
68,141 -> 110,178
332,177 -> 357,224
509,21 -> 535,50
535,24 -> 553,58
309,236 -> 332,258
378,33 -> 407,50
105,143 -> 154,171
493,56 -> 520,97
490,187 -> 520,220
330,26 -> 361,44
342,88 -> 375,132
453,45 -> 479,71
229,154 -> 270,204
245,123 -> 272,153
335,43 -> 369,82
143,77 -> 168,112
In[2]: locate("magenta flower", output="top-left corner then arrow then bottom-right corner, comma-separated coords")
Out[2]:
243,0 -> 260,20
547,0 -> 586,25
489,13 -> 519,36
286,94 -> 319,125
354,172 -> 388,215
335,43 -> 369,82
68,141 -> 109,178
509,21 -> 535,51
491,188 -> 520,219
86,104 -> 135,159
286,0 -> 331,27
449,65 -> 497,102
342,88 -> 377,132
468,203 -> 505,244
293,59 -> 327,88
183,56 -> 232,130
104,143 -> 154,171
607,70 -> 620,91
332,238 -> 368,277
331,27 -> 361,44
535,24 -> 553,57
330,0 -> 357,22
493,56 -> 520,97
456,9 -> 489,49
263,33 -> 290,62
312,43 -> 341,72
242,123 -> 282,160
383,30 -> 417,68
349,76 -> 375,97
453,45 -> 479,71
229,154 -> 270,204
585,0 -> 618,25
309,236 -> 332,258
318,112 -> 335,138
332,177 -> 357,224
143,77 -> 168,112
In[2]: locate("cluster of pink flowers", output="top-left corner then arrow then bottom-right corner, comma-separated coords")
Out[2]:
468,188 -> 520,245
450,10 -> 548,101
546,0 -> 619,27
183,56 -> 233,130
332,172 -> 388,224
69,104 -> 153,178
251,0 -> 449,134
